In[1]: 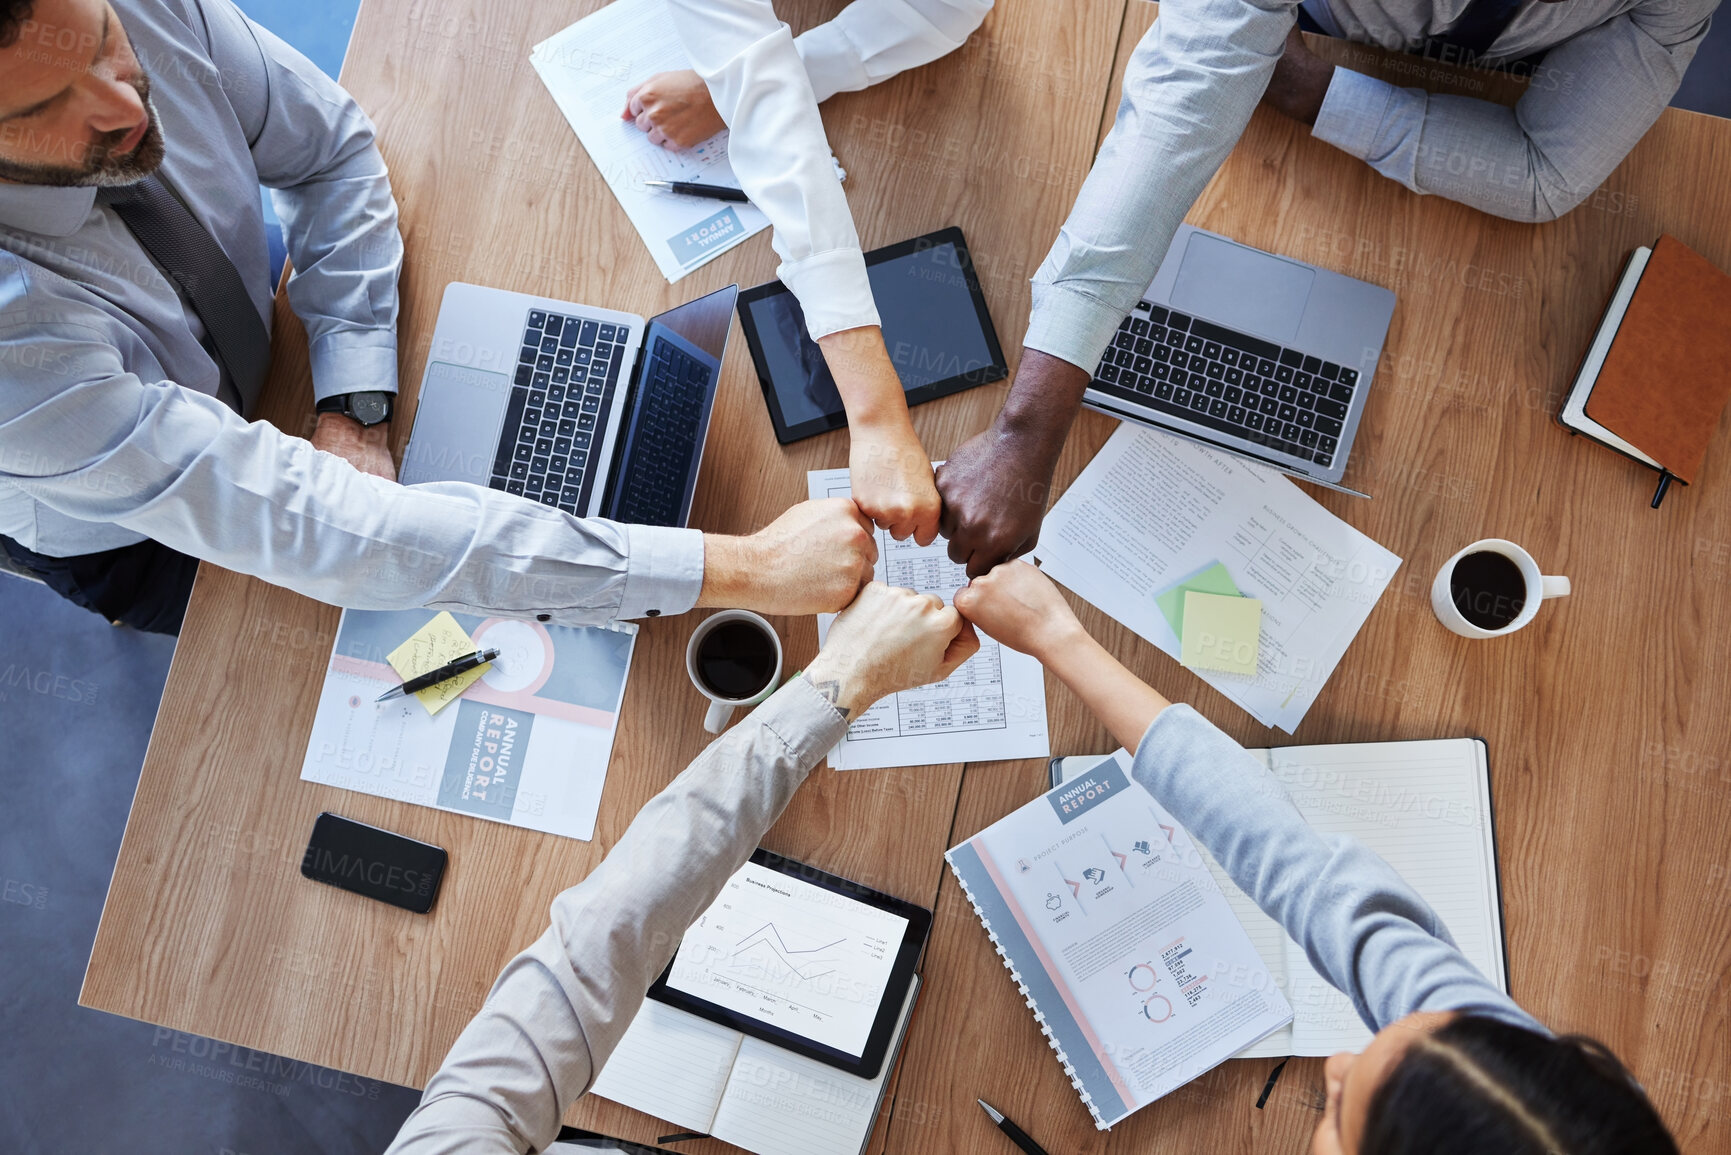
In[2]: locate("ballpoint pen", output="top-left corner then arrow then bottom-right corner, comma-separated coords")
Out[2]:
376,648 -> 501,702
977,1099 -> 1052,1155
642,179 -> 749,203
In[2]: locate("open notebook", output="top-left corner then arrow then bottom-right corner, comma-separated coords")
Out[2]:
1055,738 -> 1506,1057
589,979 -> 918,1155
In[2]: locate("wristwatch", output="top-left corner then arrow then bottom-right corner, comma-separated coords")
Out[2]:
315,390 -> 393,427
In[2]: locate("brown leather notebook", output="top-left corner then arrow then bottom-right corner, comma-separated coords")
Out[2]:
1561,236 -> 1731,504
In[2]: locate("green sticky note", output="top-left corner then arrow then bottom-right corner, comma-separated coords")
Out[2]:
1180,592 -> 1263,675
1156,562 -> 1241,639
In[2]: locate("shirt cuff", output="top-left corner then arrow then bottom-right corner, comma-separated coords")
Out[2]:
618,524 -> 704,619
778,247 -> 881,340
1311,68 -> 1396,161
1023,280 -> 1125,375
308,329 -> 400,403
758,675 -> 853,764
793,22 -> 869,104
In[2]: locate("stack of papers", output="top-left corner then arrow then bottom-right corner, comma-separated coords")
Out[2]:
1031,426 -> 1400,731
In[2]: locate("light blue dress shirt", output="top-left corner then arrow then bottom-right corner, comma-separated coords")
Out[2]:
1026,0 -> 1717,375
0,0 -> 702,621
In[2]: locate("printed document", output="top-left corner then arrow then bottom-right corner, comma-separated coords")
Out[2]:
530,0 -> 771,282
1031,425 -> 1401,731
947,757 -> 1292,1127
807,467 -> 1050,770
300,609 -> 635,841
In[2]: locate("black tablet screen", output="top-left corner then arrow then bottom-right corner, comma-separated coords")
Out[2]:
744,235 -> 1003,434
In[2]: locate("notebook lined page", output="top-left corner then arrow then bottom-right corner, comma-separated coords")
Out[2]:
589,998 -> 742,1134
709,981 -> 917,1155
1261,739 -> 1501,1055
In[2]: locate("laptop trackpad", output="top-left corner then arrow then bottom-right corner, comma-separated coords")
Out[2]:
1169,232 -> 1314,344
400,361 -> 511,486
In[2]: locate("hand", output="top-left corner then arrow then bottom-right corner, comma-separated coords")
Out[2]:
953,560 -> 1084,661
804,582 -> 980,717
699,499 -> 877,615
1261,26 -> 1335,126
849,423 -> 941,545
621,70 -> 725,150
937,349 -> 1089,577
312,412 -> 396,481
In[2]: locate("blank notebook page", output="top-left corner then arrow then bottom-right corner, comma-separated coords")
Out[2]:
1265,739 -> 1503,1054
589,998 -> 743,1134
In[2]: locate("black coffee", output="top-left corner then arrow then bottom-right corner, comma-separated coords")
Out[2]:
1449,551 -> 1527,630
696,620 -> 777,699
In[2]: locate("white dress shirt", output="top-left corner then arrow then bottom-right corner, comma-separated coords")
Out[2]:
0,0 -> 702,621
1025,0 -> 1716,376
665,0 -> 994,340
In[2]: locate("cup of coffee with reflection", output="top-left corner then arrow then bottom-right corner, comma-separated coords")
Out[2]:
685,610 -> 784,733
1431,539 -> 1570,639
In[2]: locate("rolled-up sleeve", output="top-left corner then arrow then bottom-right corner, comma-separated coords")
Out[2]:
199,0 -> 404,401
1024,0 -> 1296,374
1310,0 -> 1712,222
0,287 -> 702,623
385,677 -> 850,1155
666,0 -> 879,340
793,0 -> 995,103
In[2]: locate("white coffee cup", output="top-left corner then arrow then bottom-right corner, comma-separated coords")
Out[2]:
1431,538 -> 1570,639
685,610 -> 784,733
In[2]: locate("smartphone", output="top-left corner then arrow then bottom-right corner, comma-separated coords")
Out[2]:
300,812 -> 448,914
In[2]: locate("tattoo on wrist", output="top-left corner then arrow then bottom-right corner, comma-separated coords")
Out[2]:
807,676 -> 854,721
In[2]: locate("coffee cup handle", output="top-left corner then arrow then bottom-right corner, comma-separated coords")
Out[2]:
1540,575 -> 1571,600
704,700 -> 735,734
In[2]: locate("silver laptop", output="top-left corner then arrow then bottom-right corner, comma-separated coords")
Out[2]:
401,282 -> 738,528
1084,225 -> 1396,496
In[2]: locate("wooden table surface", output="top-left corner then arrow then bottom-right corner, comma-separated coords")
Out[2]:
81,2 -> 1731,1152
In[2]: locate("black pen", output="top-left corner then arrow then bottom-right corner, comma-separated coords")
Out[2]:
642,179 -> 749,203
977,1099 -> 1052,1155
377,648 -> 501,702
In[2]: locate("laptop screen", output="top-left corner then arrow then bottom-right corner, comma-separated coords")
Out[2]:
601,285 -> 738,529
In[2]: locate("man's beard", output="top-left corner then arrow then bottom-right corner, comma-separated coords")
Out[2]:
0,71 -> 166,188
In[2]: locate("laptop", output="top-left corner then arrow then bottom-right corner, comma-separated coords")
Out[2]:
1084,225 -> 1396,496
401,282 -> 739,528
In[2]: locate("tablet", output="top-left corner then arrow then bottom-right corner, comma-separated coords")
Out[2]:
646,848 -> 932,1079
737,227 -> 1008,443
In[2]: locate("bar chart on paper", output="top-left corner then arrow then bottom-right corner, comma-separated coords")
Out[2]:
807,467 -> 1050,770
663,862 -> 910,1056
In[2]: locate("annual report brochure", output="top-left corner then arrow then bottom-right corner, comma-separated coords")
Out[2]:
1053,738 -> 1507,1057
946,757 -> 1293,1128
299,608 -> 635,841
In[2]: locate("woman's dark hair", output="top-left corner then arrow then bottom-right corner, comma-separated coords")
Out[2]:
1,0 -> 34,48
1359,1015 -> 1677,1154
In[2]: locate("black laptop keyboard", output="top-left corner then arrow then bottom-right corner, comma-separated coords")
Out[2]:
607,335 -> 710,527
1091,301 -> 1360,469
490,309 -> 627,512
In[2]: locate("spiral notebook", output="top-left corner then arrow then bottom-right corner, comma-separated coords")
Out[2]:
945,758 -> 1292,1129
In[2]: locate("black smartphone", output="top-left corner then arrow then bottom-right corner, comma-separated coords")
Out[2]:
300,812 -> 448,914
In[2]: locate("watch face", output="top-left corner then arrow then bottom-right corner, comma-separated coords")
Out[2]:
350,392 -> 391,425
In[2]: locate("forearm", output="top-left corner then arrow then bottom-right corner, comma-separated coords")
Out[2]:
793,0 -> 994,103
388,679 -> 850,1154
818,326 -> 914,432
1040,625 -> 1171,753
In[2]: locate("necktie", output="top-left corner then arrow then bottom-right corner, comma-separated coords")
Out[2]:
99,175 -> 271,416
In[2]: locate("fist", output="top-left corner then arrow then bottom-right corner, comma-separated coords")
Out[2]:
952,560 -> 1081,660
621,69 -> 726,150
850,429 -> 941,546
805,582 -> 980,717
935,424 -> 1053,577
749,498 -> 877,615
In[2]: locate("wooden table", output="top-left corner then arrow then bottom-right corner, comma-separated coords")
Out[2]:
81,2 -> 1731,1152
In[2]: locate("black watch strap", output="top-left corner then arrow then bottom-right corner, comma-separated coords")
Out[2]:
315,390 -> 393,427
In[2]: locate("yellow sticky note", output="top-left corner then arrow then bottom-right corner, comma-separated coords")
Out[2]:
1180,592 -> 1262,676
387,611 -> 489,716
